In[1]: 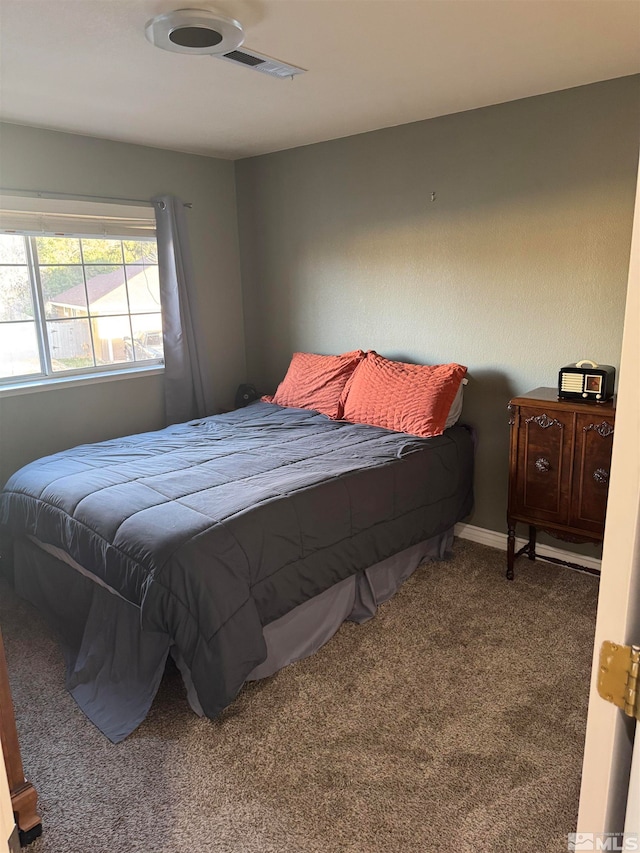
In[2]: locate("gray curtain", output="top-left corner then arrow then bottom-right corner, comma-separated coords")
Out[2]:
152,195 -> 207,425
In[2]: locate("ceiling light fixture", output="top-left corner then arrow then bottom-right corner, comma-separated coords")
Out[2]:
144,8 -> 245,56
144,8 -> 306,79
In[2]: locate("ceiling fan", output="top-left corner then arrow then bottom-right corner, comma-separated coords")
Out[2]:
144,8 -> 306,79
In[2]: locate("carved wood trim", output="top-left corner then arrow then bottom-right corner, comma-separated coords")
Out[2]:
525,413 -> 563,430
583,421 -> 614,438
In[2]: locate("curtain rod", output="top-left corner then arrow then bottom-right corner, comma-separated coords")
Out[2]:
0,188 -> 192,208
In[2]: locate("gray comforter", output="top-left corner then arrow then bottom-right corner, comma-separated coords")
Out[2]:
0,402 -> 473,719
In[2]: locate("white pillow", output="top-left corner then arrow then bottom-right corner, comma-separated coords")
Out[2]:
445,379 -> 466,428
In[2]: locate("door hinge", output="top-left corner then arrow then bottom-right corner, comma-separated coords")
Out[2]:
597,640 -> 640,722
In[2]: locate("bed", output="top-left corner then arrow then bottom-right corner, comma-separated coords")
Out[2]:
0,400 -> 474,742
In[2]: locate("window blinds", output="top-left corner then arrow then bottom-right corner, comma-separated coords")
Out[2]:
0,194 -> 156,238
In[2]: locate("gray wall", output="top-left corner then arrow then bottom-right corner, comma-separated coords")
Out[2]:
0,123 -> 246,485
236,76 -> 640,538
1,78 -> 638,539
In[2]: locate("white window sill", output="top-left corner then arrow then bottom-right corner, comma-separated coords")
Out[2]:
0,365 -> 164,398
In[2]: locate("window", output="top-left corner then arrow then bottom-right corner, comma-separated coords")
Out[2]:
0,197 -> 163,387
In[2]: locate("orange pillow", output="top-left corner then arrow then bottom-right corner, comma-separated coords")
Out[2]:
342,352 -> 467,437
263,350 -> 365,420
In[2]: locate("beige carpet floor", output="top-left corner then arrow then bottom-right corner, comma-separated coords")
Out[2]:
1,539 -> 599,853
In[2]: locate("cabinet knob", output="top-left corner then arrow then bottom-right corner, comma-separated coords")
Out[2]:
535,457 -> 551,473
593,468 -> 609,485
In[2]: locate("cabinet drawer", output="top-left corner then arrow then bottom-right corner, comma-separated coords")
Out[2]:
510,406 -> 574,526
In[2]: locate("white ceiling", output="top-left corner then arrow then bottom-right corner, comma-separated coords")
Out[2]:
1,0 -> 639,160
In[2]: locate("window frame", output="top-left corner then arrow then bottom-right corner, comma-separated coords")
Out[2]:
0,231 -> 164,390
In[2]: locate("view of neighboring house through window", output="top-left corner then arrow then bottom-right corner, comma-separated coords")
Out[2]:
0,234 -> 163,383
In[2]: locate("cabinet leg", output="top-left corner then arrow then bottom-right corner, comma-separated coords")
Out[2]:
12,783 -> 42,846
506,524 -> 515,580
528,525 -> 536,560
19,823 -> 43,847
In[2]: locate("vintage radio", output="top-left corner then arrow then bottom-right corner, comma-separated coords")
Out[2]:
558,360 -> 615,403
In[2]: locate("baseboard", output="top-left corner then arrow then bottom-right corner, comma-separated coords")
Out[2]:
454,522 -> 602,572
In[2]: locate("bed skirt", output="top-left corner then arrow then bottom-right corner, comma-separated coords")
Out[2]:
13,529 -> 453,742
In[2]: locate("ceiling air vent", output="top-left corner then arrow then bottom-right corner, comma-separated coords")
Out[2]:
219,48 -> 305,79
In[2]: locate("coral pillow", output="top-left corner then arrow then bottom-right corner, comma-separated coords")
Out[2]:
342,352 -> 467,437
263,350 -> 365,419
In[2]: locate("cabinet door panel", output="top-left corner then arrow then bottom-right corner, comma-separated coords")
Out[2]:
571,414 -> 615,534
512,407 -> 574,525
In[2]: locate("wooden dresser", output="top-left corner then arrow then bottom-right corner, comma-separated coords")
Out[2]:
0,628 -> 41,845
506,387 -> 615,579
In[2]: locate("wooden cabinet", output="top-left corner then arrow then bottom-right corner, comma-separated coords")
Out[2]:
0,629 -> 41,845
507,387 -> 615,579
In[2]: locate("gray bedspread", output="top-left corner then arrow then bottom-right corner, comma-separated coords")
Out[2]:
0,402 -> 473,720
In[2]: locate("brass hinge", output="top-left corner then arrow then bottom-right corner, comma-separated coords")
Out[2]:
597,641 -> 640,722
